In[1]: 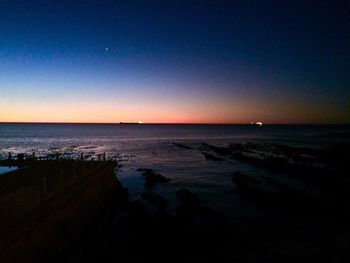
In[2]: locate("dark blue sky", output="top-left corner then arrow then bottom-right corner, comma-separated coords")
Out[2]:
1,0 -> 349,123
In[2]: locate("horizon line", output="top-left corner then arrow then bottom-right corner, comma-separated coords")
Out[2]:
0,121 -> 349,125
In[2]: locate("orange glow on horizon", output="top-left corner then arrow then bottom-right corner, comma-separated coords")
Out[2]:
1,98 -> 347,124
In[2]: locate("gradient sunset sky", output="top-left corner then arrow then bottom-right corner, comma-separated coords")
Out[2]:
0,1 -> 349,124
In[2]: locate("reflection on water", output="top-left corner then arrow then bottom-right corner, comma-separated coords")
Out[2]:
0,166 -> 17,175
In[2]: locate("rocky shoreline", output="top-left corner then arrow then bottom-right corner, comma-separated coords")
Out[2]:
77,141 -> 350,262
1,140 -> 350,262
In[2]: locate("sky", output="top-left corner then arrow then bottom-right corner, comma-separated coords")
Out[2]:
0,0 -> 349,124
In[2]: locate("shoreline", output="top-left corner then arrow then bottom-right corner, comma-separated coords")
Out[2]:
1,138 -> 350,262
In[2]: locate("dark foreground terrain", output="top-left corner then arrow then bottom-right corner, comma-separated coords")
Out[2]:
75,142 -> 350,263
1,141 -> 350,262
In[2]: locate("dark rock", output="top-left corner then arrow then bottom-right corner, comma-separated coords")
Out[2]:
175,189 -> 200,223
200,143 -> 232,155
232,171 -> 326,214
201,152 -> 224,161
172,142 -> 193,150
176,188 -> 199,206
232,171 -> 280,205
141,191 -> 167,208
232,171 -> 258,186
137,168 -> 170,188
264,156 -> 289,168
127,200 -> 151,221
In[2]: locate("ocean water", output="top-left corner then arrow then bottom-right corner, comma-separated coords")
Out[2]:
0,166 -> 17,175
1,123 -> 349,218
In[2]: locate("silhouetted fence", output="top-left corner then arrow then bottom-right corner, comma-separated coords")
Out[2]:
0,161 -> 116,234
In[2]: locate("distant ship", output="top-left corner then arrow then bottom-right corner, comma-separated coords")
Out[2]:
251,122 -> 263,126
119,120 -> 143,125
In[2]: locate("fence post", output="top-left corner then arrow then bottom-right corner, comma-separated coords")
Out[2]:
42,177 -> 48,198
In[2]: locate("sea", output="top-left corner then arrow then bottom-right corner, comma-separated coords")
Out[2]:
1,123 -> 349,219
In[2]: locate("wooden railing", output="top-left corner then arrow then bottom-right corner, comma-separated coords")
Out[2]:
0,160 -> 117,234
